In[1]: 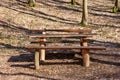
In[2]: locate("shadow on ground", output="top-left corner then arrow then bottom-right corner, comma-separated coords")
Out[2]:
8,50 -> 81,69
0,72 -> 60,80
7,39 -> 120,69
88,71 -> 120,80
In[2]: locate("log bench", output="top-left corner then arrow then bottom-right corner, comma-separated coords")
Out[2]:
26,28 -> 106,69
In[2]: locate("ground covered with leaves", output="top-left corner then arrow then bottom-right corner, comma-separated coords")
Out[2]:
0,0 -> 120,80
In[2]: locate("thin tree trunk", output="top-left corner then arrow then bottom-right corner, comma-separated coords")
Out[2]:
71,0 -> 76,5
28,0 -> 36,7
81,0 -> 88,26
115,0 -> 118,7
118,0 -> 120,11
113,0 -> 120,12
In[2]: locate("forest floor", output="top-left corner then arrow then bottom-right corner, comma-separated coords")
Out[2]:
0,0 -> 120,80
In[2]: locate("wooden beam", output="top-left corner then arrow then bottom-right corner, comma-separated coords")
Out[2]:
81,37 -> 90,67
29,34 -> 95,38
26,46 -> 106,50
35,51 -> 39,70
29,28 -> 92,33
39,31 -> 46,61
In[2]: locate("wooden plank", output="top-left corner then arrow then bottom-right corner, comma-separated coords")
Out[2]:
29,28 -> 92,33
29,34 -> 96,38
45,29 -> 92,33
81,37 -> 90,67
35,51 -> 39,70
26,46 -> 106,50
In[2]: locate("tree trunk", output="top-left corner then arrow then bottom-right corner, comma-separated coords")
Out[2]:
28,0 -> 36,7
118,0 -> 120,11
80,0 -> 88,26
115,0 -> 118,7
71,0 -> 76,5
112,0 -> 120,12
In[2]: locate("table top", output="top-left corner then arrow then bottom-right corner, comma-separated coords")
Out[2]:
29,34 -> 97,38
30,28 -> 92,33
26,45 -> 106,50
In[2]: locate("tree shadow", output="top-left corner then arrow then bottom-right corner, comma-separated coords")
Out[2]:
0,20 -> 49,35
1,0 -> 120,27
88,39 -> 120,48
91,23 -> 120,28
57,6 -> 82,12
90,11 -> 120,20
8,50 -> 81,69
39,0 -> 120,20
88,39 -> 120,67
14,0 -> 28,7
89,71 -> 120,80
37,0 -> 70,7
15,0 -> 27,4
91,57 -> 120,67
0,72 -> 59,80
87,1 -> 120,20
8,50 -> 80,62
0,42 -> 26,51
0,2 -> 78,25
0,20 -> 31,34
51,0 -> 70,4
39,0 -> 82,12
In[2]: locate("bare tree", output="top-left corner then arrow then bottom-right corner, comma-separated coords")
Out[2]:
28,0 -> 36,7
80,0 -> 88,26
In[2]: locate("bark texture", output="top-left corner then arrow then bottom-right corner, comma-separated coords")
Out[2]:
81,0 -> 88,26
28,0 -> 36,7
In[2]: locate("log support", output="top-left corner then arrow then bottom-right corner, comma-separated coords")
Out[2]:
39,31 -> 46,61
35,51 -> 39,69
81,37 -> 90,67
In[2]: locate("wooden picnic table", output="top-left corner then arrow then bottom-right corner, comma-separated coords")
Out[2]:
26,29 -> 106,69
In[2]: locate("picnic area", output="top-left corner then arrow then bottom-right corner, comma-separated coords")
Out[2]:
0,0 -> 120,80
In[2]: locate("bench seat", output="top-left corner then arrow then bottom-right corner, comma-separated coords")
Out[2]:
29,34 -> 97,38
27,46 -> 106,50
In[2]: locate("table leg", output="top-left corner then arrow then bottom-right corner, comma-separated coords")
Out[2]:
82,49 -> 90,67
35,51 -> 39,69
81,37 -> 90,67
39,42 -> 45,61
39,31 -> 46,61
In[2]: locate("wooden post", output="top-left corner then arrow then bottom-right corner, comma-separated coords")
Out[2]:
79,32 -> 83,54
81,37 -> 90,67
39,31 -> 46,61
82,49 -> 90,67
35,51 -> 39,69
